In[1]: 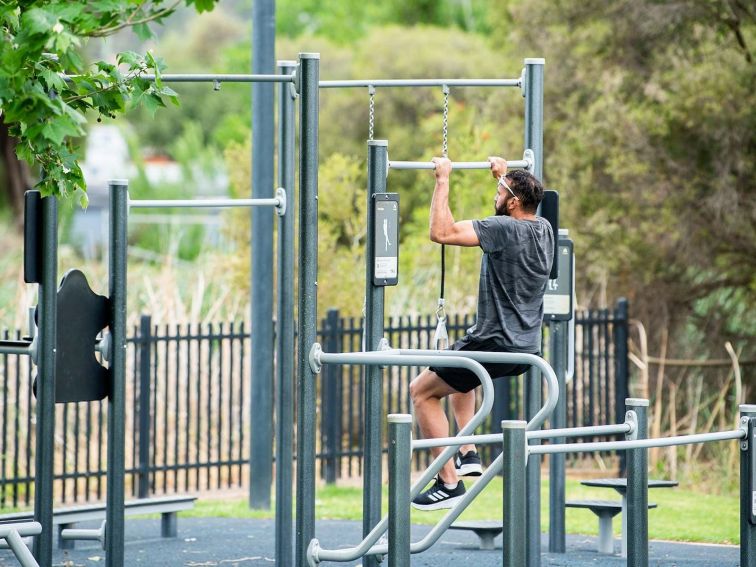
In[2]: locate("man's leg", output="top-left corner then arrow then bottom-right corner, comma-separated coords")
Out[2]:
450,390 -> 477,455
409,368 -> 461,484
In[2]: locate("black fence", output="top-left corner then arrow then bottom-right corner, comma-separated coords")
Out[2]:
0,300 -> 628,507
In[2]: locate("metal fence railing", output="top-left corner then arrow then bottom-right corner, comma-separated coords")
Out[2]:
0,300 -> 628,506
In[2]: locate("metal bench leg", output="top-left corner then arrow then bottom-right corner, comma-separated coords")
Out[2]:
57,523 -> 75,550
161,511 -> 177,538
477,532 -> 496,551
6,531 -> 40,567
597,512 -> 614,554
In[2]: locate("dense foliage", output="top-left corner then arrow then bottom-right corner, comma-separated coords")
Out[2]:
0,0 -> 218,202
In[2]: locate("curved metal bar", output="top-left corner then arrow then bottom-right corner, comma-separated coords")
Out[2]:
397,349 -> 558,432
531,428 -> 747,455
309,349 -> 494,564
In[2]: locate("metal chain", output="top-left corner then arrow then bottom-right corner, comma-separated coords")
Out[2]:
441,85 -> 449,157
368,85 -> 376,141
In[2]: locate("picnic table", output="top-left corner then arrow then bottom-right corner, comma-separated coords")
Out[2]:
580,478 -> 678,557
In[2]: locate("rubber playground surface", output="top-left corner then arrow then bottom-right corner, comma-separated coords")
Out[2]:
0,517 -> 739,566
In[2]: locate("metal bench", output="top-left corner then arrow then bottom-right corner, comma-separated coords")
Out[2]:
0,495 -> 197,550
565,499 -> 657,554
448,520 -> 504,550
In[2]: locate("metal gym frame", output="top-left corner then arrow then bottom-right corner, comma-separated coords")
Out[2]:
295,58 -> 548,567
0,53 -> 304,567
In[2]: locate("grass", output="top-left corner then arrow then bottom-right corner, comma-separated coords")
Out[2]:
186,477 -> 739,546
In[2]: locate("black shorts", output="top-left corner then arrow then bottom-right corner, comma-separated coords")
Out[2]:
429,335 -> 535,394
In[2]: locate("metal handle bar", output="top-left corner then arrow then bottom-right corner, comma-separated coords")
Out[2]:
141,73 -> 295,83
412,422 -> 632,450
0,339 -> 32,356
530,427 -> 747,456
389,160 -> 528,170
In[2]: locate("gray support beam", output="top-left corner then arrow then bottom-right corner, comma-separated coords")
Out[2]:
32,195 -> 57,567
364,139 -> 388,567
548,321 -> 567,552
388,414 -> 412,567
502,421 -> 527,567
275,59 -> 297,567
249,0 -> 276,510
741,405 -> 756,567
523,58 -> 544,180
107,180 -> 129,567
295,52 -> 320,567
625,398 -> 649,567
525,367 -> 541,567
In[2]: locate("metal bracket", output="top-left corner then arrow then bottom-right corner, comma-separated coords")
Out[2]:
212,79 -> 221,92
625,410 -> 639,440
97,331 -> 111,363
306,538 -> 320,567
309,343 -> 323,374
378,337 -> 391,351
523,149 -> 535,173
519,67 -> 526,97
740,416 -> 750,451
292,68 -> 301,97
275,187 -> 287,217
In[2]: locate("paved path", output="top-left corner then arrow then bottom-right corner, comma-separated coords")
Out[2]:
0,518 -> 739,566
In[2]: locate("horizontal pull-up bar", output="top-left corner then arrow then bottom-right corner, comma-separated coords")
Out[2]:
389,159 -> 529,171
141,73 -> 295,84
128,188 -> 287,216
319,78 -> 521,89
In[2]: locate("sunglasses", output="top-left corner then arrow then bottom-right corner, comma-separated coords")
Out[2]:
498,176 -> 518,199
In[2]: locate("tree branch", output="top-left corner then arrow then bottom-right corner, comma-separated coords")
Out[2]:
86,0 -> 182,38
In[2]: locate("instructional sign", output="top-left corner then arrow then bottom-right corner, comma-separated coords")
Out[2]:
372,193 -> 399,286
544,238 -> 573,321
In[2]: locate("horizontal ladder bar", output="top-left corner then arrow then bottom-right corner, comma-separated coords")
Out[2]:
142,73 -> 294,83
319,78 -> 521,88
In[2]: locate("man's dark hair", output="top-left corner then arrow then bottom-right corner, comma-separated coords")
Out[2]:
505,170 -> 544,213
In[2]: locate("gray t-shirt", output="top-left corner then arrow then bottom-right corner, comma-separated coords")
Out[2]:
470,215 -> 554,352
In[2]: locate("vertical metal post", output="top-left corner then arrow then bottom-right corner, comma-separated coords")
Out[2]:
137,314 -> 152,499
740,405 -> 756,567
523,58 -> 544,181
295,52 -> 319,567
275,58 -> 296,567
615,298 -> 630,474
249,0 -> 276,510
548,321 -> 567,552
323,309 -> 340,484
502,420 -> 527,567
525,366 -> 541,567
625,398 -> 648,566
107,180 -> 129,567
388,414 -> 412,567
33,195 -> 57,567
364,139 -> 388,567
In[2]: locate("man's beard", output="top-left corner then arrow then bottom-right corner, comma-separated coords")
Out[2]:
495,199 -> 510,216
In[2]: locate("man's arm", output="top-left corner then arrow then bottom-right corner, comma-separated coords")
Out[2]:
429,157 -> 480,247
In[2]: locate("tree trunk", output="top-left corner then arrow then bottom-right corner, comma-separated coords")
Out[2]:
0,119 -> 34,231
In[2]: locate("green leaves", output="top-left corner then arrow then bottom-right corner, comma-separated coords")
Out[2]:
1,1 -> 220,200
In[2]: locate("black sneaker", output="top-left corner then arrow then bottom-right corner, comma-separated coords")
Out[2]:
411,477 -> 466,511
455,450 -> 483,477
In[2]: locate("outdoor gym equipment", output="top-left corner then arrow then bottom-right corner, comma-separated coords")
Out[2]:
296,57 -> 548,567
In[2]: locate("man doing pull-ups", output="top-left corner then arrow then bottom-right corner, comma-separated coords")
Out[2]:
410,156 -> 553,510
